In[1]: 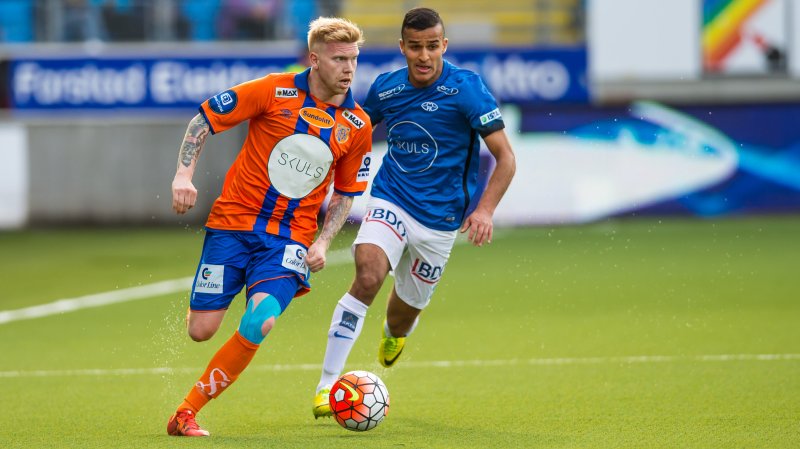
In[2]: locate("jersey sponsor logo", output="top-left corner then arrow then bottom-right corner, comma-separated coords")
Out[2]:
299,107 -> 334,128
421,101 -> 438,112
387,121 -> 439,173
357,152 -> 372,181
339,310 -> 359,332
279,108 -> 292,118
480,108 -> 502,125
366,208 -> 407,240
282,244 -> 308,275
275,87 -> 298,98
411,258 -> 443,284
268,134 -> 333,198
378,84 -> 405,100
342,109 -> 365,129
208,89 -> 237,115
437,85 -> 459,96
195,264 -> 224,294
335,123 -> 350,143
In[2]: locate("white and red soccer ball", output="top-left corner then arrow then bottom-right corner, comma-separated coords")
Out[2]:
329,370 -> 389,431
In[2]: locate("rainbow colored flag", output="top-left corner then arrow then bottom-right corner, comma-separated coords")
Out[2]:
703,0 -> 768,70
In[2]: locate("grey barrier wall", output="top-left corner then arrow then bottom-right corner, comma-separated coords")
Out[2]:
26,118 -> 247,226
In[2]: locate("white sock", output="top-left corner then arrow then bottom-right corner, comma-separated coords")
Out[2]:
384,316 -> 419,337
317,293 -> 368,392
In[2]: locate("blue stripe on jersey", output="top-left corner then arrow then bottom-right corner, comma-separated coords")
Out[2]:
460,129 -> 479,222
293,94 -> 317,135
253,185 -> 281,232
278,199 -> 301,238
274,94 -> 330,237
197,107 -> 217,134
319,105 -> 337,144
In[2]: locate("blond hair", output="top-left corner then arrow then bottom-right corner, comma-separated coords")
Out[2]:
307,17 -> 364,51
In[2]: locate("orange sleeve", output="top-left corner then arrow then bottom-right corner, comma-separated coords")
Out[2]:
199,75 -> 274,134
333,118 -> 373,196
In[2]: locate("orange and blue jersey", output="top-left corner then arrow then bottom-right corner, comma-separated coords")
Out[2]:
198,68 -> 373,247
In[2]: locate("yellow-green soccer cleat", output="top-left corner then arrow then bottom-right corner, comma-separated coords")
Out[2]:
379,331 -> 406,368
312,388 -> 332,419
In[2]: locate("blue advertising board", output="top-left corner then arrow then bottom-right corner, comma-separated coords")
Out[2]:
7,47 -> 588,112
496,101 -> 800,221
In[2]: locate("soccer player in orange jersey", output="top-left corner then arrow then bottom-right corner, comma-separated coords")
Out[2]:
166,17 -> 372,437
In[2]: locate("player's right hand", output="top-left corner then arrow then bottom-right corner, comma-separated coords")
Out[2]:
172,176 -> 197,214
305,240 -> 329,273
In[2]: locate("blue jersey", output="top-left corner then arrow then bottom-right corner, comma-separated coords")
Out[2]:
363,61 -> 505,231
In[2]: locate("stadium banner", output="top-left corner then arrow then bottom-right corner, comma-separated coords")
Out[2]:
496,101 -> 800,224
345,101 -> 800,225
7,47 -> 587,112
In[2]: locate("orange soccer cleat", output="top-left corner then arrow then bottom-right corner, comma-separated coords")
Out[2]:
167,409 -> 210,437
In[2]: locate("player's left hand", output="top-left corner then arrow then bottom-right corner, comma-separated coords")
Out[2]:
461,209 -> 493,247
305,240 -> 329,272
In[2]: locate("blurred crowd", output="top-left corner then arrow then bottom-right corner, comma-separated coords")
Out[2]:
0,0 -> 342,43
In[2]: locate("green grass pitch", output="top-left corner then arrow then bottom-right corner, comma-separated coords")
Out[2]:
0,216 -> 798,448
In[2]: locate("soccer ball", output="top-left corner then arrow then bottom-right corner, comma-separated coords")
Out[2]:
329,370 -> 389,431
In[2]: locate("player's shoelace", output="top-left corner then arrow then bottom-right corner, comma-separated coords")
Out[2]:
384,337 -> 399,352
178,411 -> 201,432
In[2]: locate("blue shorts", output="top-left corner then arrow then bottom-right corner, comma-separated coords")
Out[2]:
189,230 -> 312,313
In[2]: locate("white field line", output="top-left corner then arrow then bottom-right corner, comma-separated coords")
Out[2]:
0,229 -> 499,326
0,247 -> 355,326
1,354 -> 798,378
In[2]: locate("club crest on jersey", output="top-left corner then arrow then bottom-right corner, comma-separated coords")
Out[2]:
299,107 -> 334,129
342,109 -> 365,129
275,87 -> 298,98
208,90 -> 237,115
378,84 -> 405,100
437,85 -> 459,95
335,124 -> 350,143
421,101 -> 438,112
411,258 -> 443,284
480,108 -> 502,125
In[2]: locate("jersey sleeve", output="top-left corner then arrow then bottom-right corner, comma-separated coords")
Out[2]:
362,78 -> 384,126
198,75 -> 274,134
461,74 -> 505,138
333,117 -> 373,196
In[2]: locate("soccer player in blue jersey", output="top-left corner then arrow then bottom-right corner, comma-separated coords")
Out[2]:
312,7 -> 516,417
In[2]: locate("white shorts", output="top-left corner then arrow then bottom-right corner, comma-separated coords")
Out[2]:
353,197 -> 457,309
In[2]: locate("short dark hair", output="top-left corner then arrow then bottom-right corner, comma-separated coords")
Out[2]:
401,7 -> 444,36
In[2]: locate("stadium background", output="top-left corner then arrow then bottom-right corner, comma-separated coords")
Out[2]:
1,1 -> 799,448
2,0 -> 799,228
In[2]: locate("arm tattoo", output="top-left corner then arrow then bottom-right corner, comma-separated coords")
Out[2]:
178,115 -> 210,168
317,194 -> 354,243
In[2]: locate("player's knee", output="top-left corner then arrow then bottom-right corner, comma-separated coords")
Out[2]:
187,314 -> 221,342
238,295 -> 282,344
189,329 -> 214,342
261,316 -> 276,336
352,269 -> 385,300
